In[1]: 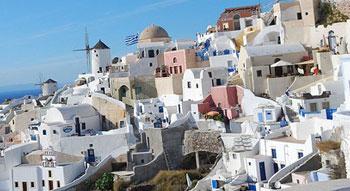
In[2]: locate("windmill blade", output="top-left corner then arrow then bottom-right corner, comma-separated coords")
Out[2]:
73,48 -> 90,51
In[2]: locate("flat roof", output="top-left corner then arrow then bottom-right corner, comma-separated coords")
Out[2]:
270,136 -> 305,144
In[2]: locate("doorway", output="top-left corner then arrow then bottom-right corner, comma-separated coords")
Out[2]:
75,117 -> 81,136
259,162 -> 267,181
49,180 -> 54,190
22,182 -> 27,191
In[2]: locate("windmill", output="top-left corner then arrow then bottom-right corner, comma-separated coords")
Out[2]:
73,27 -> 91,72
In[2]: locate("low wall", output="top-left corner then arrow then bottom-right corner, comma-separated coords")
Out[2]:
131,152 -> 167,184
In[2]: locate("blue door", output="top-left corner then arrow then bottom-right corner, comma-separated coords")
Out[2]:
258,112 -> 263,122
259,162 -> 267,181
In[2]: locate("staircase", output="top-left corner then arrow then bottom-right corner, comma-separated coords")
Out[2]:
163,150 -> 174,170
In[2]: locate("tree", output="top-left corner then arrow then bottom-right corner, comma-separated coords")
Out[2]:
95,172 -> 114,191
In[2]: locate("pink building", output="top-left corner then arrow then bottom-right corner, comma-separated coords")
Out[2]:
163,49 -> 197,75
198,85 -> 244,120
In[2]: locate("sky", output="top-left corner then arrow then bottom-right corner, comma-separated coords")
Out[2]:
0,0 -> 263,91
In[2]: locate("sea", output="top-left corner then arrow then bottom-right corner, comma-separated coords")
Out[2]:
0,89 -> 41,104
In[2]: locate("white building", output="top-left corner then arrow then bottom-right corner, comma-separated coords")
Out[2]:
182,67 -> 228,101
11,148 -> 85,191
221,133 -> 259,176
208,35 -> 239,74
38,104 -> 100,149
134,98 -> 169,131
91,40 -> 111,76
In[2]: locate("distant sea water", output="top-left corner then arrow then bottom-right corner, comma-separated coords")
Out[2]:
0,89 -> 41,104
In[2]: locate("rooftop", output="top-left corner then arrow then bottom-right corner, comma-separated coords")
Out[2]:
244,43 -> 305,57
270,136 -> 305,144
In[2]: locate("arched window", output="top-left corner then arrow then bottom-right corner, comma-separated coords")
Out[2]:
234,14 -> 241,30
173,57 -> 177,63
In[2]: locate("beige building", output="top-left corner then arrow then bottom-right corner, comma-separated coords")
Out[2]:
238,43 -> 308,98
110,75 -> 158,106
91,93 -> 127,130
155,74 -> 183,96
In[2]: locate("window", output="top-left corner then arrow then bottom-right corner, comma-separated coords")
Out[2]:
309,103 -> 318,112
271,148 -> 277,159
159,106 -> 164,113
232,154 -> 237,159
141,159 -> 144,164
148,50 -> 155,58
265,111 -> 273,120
273,162 -> 279,173
149,62 -> 153,67
233,14 -> 241,30
174,66 -> 178,74
245,19 -> 253,27
305,12 -> 309,16
322,102 -> 330,109
298,152 -> 304,159
42,180 -> 45,187
179,66 -> 182,73
248,162 -> 251,166
296,179 -> 300,184
82,123 -> 86,130
53,130 -> 57,134
216,79 -> 222,86
208,72 -> 212,78
227,61 -> 233,67
212,79 -> 215,86
43,130 -> 47,135
89,144 -> 93,147
257,70 -> 262,77
48,170 -> 52,177
170,67 -> 173,74
196,83 -> 199,88
31,182 -> 35,187
99,67 -> 102,73
156,49 -> 159,55
15,182 -> 18,187
297,12 -> 302,20
326,160 -> 330,166
141,51 -> 145,58
57,181 -> 60,188
187,82 -> 191,88
173,57 -> 177,63
280,164 -> 285,169
135,87 -> 142,94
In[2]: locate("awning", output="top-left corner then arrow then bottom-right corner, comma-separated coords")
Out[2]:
271,60 -> 293,67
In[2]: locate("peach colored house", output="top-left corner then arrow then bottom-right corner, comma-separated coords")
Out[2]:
198,85 -> 244,120
164,49 -> 197,75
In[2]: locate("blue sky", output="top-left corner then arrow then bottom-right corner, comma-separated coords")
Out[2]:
0,0 -> 261,90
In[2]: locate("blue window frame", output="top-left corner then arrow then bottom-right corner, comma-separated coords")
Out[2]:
265,110 -> 273,120
271,148 -> 277,159
159,106 -> 164,113
298,152 -> 304,159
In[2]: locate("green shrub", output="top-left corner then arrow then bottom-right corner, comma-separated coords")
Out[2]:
95,172 -> 114,191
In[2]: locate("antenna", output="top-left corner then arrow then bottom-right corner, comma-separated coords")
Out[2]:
73,27 -> 91,72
